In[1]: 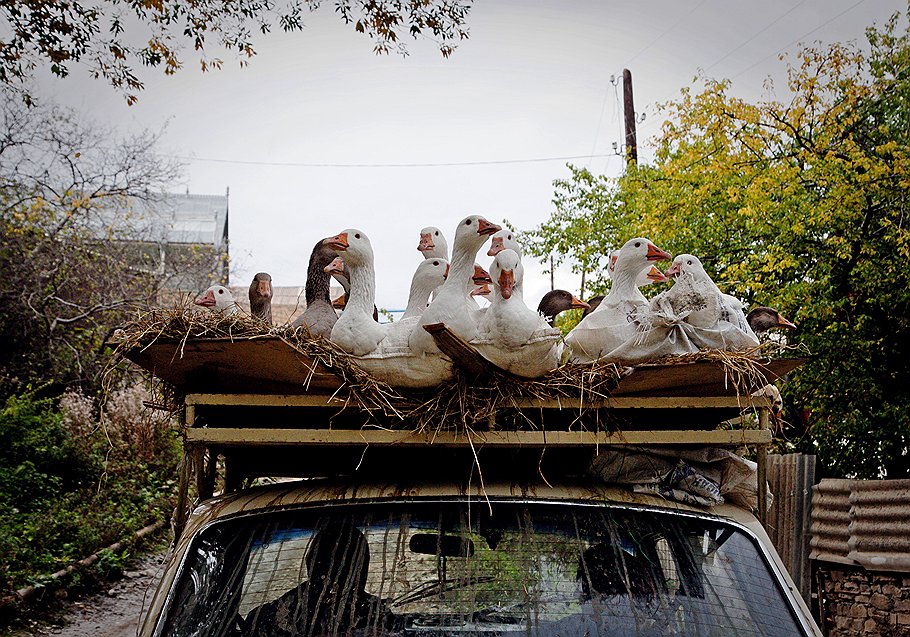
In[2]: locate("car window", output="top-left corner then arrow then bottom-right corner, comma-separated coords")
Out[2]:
158,501 -> 804,637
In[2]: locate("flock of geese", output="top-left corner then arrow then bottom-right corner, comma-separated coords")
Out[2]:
193,215 -> 796,388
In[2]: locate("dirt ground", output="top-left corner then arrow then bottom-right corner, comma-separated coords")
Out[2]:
10,552 -> 168,637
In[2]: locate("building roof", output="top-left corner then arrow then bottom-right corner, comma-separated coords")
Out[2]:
92,192 -> 229,248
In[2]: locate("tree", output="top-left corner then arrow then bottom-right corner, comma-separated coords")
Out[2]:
0,92 -> 215,394
524,7 -> 910,479
0,0 -> 472,104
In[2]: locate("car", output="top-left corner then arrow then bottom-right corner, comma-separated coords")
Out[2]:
139,476 -> 822,637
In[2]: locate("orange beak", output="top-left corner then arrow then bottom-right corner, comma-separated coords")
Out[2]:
472,264 -> 492,285
418,232 -> 434,252
443,263 -> 450,280
609,254 -> 618,272
194,290 -> 216,308
477,218 -> 501,236
646,266 -> 669,283
665,262 -> 682,278
326,232 -> 349,251
257,280 -> 272,297
777,314 -> 797,330
498,269 -> 515,299
570,296 -> 590,310
646,243 -> 672,261
324,256 -> 345,276
471,283 -> 491,297
331,294 -> 347,310
487,237 -> 504,256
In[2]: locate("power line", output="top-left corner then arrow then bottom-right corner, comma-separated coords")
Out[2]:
703,0 -> 810,73
730,0 -> 869,80
634,0 -> 871,136
173,153 -> 620,168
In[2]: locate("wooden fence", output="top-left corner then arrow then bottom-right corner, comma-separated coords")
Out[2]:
766,453 -> 816,604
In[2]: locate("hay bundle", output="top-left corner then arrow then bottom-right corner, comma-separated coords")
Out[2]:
110,307 -> 801,433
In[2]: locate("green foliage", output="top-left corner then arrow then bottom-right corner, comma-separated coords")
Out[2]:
0,0 -> 473,105
524,6 -> 910,479
0,390 -> 180,595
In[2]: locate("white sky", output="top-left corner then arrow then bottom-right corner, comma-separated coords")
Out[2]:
34,0 -> 903,312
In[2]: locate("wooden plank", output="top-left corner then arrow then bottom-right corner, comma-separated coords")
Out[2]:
185,393 -> 770,410
611,358 -> 805,397
126,337 -> 343,394
186,428 -> 772,447
423,323 -> 500,378
185,393 -> 343,407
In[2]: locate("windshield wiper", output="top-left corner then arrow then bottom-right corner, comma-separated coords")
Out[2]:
391,575 -> 497,606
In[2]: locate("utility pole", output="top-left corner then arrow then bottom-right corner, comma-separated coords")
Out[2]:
622,68 -> 638,168
549,255 -> 554,291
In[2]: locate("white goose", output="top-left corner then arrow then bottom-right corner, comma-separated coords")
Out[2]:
194,284 -> 238,315
327,230 -> 387,355
401,258 -> 449,319
566,238 -> 672,362
487,228 -> 522,257
411,215 -> 501,355
662,254 -> 756,337
327,229 -> 454,388
418,226 -> 449,260
473,249 -> 562,377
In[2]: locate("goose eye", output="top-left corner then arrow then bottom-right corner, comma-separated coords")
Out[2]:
687,260 -> 692,265
465,219 -> 471,225
218,289 -> 224,294
434,231 -> 439,236
634,241 -> 641,248
354,233 -> 361,239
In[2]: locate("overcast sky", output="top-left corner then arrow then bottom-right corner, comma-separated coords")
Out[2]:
35,0 -> 904,312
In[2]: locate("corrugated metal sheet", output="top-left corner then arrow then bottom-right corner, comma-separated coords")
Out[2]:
809,479 -> 854,564
848,479 -> 910,571
767,454 -> 815,603
810,478 -> 910,572
90,192 -> 229,247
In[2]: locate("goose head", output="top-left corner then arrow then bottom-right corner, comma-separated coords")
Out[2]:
665,254 -> 707,279
612,238 -> 672,284
413,257 -> 449,291
454,215 -> 501,257
746,306 -> 797,335
418,226 -> 448,260
195,284 -> 237,314
328,229 -> 373,268
491,248 -> 523,300
248,272 -> 273,322
487,229 -> 522,257
537,289 -> 590,325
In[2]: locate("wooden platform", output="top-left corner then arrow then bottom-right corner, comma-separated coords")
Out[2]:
126,334 -> 803,398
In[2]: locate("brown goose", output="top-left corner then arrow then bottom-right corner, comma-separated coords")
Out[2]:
537,290 -> 590,326
248,272 -> 273,323
746,307 -> 797,335
291,238 -> 340,337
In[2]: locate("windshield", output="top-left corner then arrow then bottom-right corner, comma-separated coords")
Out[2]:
157,500 -> 804,637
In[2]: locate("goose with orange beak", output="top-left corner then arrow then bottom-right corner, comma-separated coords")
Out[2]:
566,237 -> 672,362
473,249 -> 563,377
194,284 -> 238,315
327,229 -> 455,388
411,215 -> 501,355
417,226 -> 448,260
